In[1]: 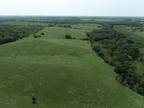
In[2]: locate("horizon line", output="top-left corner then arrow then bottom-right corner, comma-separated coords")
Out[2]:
0,15 -> 144,18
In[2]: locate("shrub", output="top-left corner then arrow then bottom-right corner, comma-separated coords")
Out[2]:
40,32 -> 45,35
65,34 -> 73,39
33,35 -> 41,38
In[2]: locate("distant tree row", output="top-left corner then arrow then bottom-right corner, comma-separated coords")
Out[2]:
0,25 -> 43,45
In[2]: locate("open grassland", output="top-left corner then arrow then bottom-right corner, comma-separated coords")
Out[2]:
0,25 -> 144,108
71,23 -> 101,31
35,27 -> 87,39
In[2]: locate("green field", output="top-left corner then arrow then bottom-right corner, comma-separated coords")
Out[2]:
0,24 -> 144,108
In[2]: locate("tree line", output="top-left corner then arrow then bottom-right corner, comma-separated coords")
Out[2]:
87,28 -> 144,95
0,25 -> 43,45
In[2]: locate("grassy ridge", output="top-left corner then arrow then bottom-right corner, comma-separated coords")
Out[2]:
0,26 -> 144,107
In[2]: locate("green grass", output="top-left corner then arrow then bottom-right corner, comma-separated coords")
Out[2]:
71,23 -> 100,31
0,26 -> 144,108
134,31 -> 144,38
35,27 -> 87,39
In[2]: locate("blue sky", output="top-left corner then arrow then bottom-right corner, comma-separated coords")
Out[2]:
0,0 -> 143,16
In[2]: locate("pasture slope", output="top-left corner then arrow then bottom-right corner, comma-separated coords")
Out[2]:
0,26 -> 144,108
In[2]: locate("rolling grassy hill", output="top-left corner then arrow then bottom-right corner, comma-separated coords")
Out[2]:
0,26 -> 144,108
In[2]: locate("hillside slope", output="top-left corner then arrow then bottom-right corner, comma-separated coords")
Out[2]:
0,27 -> 143,108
